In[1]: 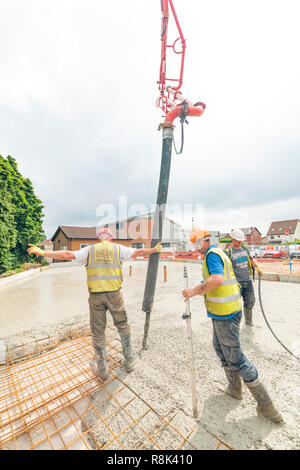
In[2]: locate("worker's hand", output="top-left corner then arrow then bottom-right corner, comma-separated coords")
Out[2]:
27,244 -> 45,257
256,266 -> 264,277
182,288 -> 196,302
154,242 -> 162,253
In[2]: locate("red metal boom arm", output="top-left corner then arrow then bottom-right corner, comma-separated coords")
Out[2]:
157,0 -> 205,123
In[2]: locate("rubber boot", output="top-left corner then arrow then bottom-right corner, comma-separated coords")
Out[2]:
90,345 -> 109,381
224,367 -> 243,400
245,378 -> 283,423
120,334 -> 135,373
244,307 -> 254,326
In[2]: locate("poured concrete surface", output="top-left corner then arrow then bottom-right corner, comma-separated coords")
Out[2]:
1,261 -> 300,449
0,265 -> 89,337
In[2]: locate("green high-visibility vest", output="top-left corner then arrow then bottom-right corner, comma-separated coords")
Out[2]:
86,241 -> 123,292
202,247 -> 242,316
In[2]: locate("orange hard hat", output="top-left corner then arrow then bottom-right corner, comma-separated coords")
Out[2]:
190,228 -> 211,244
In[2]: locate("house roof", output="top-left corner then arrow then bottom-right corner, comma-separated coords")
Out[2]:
267,219 -> 300,236
240,227 -> 261,236
40,239 -> 53,246
51,226 -> 97,241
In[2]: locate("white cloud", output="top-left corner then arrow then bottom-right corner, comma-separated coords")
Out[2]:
0,0 -> 299,238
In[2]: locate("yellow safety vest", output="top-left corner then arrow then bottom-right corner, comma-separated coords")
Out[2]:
202,247 -> 242,316
86,241 -> 123,293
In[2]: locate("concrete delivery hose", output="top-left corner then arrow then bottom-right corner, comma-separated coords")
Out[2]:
258,273 -> 300,362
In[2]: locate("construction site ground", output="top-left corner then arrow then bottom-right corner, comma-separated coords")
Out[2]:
0,261 -> 299,450
257,258 -> 300,276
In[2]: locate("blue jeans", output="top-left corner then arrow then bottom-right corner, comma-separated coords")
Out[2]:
212,312 -> 258,383
239,280 -> 255,309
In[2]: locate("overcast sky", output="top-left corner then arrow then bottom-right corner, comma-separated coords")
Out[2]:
0,0 -> 299,238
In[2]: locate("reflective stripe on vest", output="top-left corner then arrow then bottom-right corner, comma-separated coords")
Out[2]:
86,241 -> 123,292
202,247 -> 242,316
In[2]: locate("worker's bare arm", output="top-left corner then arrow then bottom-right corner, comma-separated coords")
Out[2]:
131,242 -> 162,258
182,274 -> 224,301
27,243 -> 76,261
44,250 -> 76,261
131,247 -> 156,258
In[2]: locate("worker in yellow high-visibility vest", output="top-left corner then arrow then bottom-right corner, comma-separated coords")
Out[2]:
182,228 -> 282,423
28,228 -> 161,381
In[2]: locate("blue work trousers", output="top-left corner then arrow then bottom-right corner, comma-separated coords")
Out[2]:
212,311 -> 258,383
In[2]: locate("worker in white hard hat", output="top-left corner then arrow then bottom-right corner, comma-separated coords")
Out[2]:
224,229 -> 263,326
27,228 -> 162,381
182,228 -> 282,423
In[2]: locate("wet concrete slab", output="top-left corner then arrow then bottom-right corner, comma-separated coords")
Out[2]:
0,265 -> 89,337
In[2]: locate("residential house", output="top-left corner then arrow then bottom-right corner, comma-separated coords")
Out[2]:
267,219 -> 300,244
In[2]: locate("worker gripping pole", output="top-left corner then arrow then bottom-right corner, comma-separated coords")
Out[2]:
182,266 -> 198,419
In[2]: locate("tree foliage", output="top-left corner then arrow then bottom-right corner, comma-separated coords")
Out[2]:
0,155 -> 45,272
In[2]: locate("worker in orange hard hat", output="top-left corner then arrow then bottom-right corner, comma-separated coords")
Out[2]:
182,228 -> 282,423
28,228 -> 162,381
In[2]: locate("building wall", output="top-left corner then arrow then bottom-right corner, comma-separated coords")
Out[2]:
293,221 -> 300,240
70,239 -> 97,250
246,229 -> 261,245
42,243 -> 53,263
70,239 -> 136,251
104,216 -> 182,249
52,229 -> 71,252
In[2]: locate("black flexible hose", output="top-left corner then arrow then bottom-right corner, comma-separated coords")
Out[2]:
258,274 -> 300,362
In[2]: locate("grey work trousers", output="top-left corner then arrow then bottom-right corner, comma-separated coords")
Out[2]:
88,289 -> 131,350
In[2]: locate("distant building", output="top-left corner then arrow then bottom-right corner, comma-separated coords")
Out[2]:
239,227 -> 262,245
51,214 -> 187,260
267,219 -> 300,244
39,239 -> 53,263
220,228 -> 262,245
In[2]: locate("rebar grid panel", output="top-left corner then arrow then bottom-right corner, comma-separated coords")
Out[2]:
0,326 -> 233,450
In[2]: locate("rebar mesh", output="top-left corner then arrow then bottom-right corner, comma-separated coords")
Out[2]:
0,326 -> 233,450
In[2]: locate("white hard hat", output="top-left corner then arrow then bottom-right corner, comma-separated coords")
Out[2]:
230,228 -> 246,242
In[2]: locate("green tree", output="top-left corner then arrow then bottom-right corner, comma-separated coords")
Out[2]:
0,155 -> 45,271
0,177 -> 17,272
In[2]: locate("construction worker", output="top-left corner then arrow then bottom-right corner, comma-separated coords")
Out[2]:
27,228 -> 162,381
182,228 -> 282,423
225,229 -> 264,326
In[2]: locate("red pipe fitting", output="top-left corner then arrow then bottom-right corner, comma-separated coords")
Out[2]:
164,102 -> 206,124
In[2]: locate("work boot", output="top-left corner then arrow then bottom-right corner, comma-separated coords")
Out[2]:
120,334 -> 135,373
245,378 -> 283,423
224,367 -> 243,400
90,345 -> 109,381
244,308 -> 254,326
